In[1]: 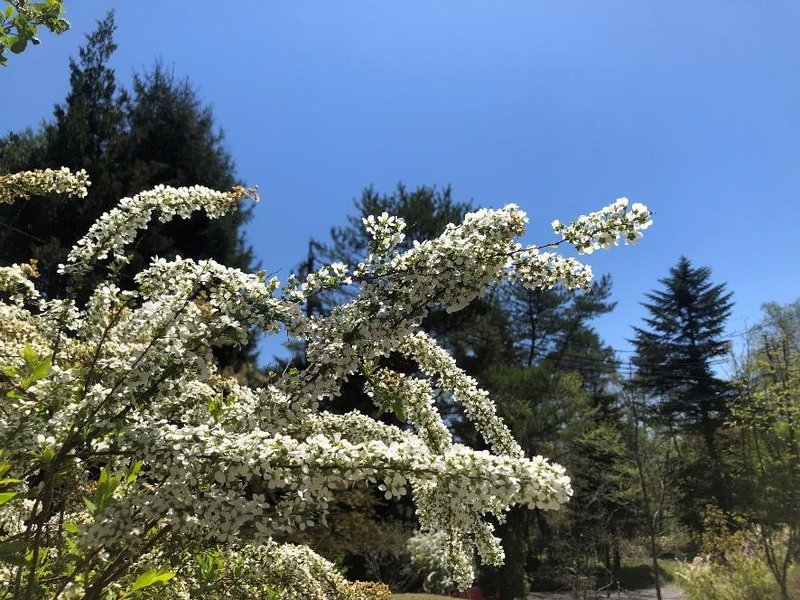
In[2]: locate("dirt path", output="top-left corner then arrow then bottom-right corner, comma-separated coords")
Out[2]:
527,583 -> 684,599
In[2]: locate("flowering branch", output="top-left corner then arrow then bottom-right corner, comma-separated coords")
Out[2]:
0,169 -> 651,598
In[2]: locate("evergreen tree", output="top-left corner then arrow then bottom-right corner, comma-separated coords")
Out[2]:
502,276 -> 618,394
0,12 -> 252,291
476,279 -> 634,600
111,62 -> 253,280
0,12 -> 125,296
631,256 -> 734,518
0,11 -> 254,367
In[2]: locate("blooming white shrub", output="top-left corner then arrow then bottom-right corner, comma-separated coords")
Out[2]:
0,168 -> 651,598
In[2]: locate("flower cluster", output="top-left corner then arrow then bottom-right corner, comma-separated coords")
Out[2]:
0,167 -> 90,204
400,332 -> 522,456
552,197 -> 653,254
362,212 -> 406,253
0,261 -> 40,306
60,184 -> 258,278
0,170 -> 650,597
510,249 -> 595,290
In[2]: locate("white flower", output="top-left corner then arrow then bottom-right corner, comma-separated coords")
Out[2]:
0,168 -> 650,594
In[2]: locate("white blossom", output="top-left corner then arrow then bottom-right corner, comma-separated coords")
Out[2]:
0,167 -> 90,204
0,169 -> 651,596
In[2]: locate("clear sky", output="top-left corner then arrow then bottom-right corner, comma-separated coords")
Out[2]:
2,1 -> 799,368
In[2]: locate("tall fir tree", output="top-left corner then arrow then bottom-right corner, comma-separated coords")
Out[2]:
631,256 -> 734,520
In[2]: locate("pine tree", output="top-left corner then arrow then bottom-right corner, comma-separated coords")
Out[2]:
476,278 -> 634,600
631,256 -> 734,516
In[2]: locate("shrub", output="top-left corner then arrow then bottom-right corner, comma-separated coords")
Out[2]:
677,508 -> 779,600
0,168 -> 650,597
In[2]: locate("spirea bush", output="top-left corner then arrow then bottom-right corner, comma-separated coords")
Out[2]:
0,168 -> 651,598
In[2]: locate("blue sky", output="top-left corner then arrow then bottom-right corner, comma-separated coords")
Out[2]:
2,1 -> 798,367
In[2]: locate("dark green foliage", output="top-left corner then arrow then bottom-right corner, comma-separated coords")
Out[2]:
113,62 -> 253,278
632,257 -> 733,432
631,256 -> 734,521
318,183 -> 471,266
501,275 -> 618,397
0,12 -> 125,297
0,11 -> 254,368
475,278 -> 637,599
570,424 -> 638,546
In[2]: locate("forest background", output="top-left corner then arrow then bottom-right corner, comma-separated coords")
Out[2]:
1,3 -> 799,600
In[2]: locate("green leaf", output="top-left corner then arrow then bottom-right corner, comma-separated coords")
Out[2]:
95,467 -> 121,511
0,491 -> 17,506
30,356 -> 51,383
394,400 -> 407,422
195,549 -> 225,584
62,522 -> 79,534
82,496 -> 97,516
375,397 -> 390,418
0,540 -> 28,566
129,568 -> 175,592
40,446 -> 55,464
1,365 -> 19,377
11,38 -> 28,54
22,344 -> 37,371
126,460 -> 143,484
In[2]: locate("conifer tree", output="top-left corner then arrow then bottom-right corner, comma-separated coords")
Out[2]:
0,12 -> 125,296
0,11 -> 254,368
631,256 -> 734,516
480,279 -> 632,599
0,12 -> 252,298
